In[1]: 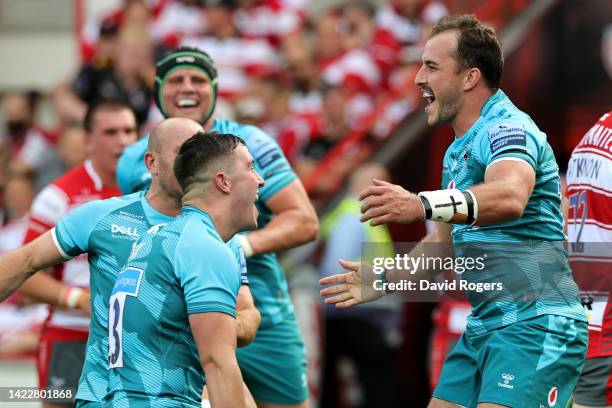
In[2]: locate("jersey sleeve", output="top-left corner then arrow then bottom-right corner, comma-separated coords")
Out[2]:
228,235 -> 249,285
174,234 -> 239,317
243,126 -> 297,202
476,122 -> 540,171
23,184 -> 69,245
52,199 -> 110,259
116,137 -> 150,194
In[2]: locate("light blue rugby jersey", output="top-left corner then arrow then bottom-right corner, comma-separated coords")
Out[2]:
439,90 -> 585,335
53,192 -> 172,402
53,192 -> 248,403
105,206 -> 241,407
117,118 -> 297,328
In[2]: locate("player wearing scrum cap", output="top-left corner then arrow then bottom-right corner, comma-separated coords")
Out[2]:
117,47 -> 318,408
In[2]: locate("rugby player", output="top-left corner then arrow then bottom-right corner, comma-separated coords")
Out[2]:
566,110 -> 612,408
106,132 -> 263,407
17,99 -> 137,408
320,14 -> 587,408
0,118 -> 259,407
116,47 -> 318,408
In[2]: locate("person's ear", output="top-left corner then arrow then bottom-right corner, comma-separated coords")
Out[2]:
213,171 -> 231,194
464,67 -> 481,91
144,151 -> 156,173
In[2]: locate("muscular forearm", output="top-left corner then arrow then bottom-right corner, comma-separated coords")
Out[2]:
203,356 -> 245,408
236,306 -> 260,347
246,209 -> 318,255
19,272 -> 69,306
0,250 -> 37,302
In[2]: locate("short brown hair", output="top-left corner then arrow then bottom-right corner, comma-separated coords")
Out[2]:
83,99 -> 133,132
430,14 -> 503,90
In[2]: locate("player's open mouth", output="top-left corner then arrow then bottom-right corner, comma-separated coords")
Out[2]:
176,99 -> 199,108
422,90 -> 435,105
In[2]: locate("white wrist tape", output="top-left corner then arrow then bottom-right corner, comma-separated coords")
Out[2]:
60,287 -> 85,309
418,189 -> 478,225
237,234 -> 254,258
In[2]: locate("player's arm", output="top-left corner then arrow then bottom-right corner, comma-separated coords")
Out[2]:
189,312 -> 245,408
239,179 -> 318,256
236,285 -> 260,347
19,270 -> 90,315
0,231 -> 64,301
360,159 -> 534,227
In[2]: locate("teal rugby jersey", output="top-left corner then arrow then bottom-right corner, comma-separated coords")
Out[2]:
117,118 -> 297,328
105,206 -> 242,407
52,192 -> 173,402
439,90 -> 585,335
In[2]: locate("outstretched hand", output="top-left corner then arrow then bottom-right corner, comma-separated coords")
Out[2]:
359,179 -> 425,226
319,259 -> 383,308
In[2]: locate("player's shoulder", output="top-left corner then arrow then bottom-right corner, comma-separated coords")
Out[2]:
213,118 -> 275,145
480,90 -> 541,135
76,192 -> 143,218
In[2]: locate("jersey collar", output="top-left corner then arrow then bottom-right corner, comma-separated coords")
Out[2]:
182,206 -> 215,228
84,159 -> 103,191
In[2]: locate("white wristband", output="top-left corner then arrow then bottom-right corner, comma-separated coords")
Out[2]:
237,235 -> 254,258
60,287 -> 84,309
418,189 -> 478,225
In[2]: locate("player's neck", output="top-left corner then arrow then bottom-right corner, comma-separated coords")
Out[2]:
451,88 -> 493,137
146,186 -> 181,217
182,198 -> 234,242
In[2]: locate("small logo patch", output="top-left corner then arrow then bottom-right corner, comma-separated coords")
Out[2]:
547,386 -> 558,406
497,373 -> 515,389
487,123 -> 526,153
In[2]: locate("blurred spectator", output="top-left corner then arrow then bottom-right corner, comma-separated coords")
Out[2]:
79,0 -> 162,62
56,25 -> 154,128
56,126 -> 87,170
1,92 -> 64,190
372,0 -> 447,76
316,7 -> 381,95
320,163 -> 402,408
0,177 -> 35,249
183,0 -> 280,100
151,0 -> 207,49
292,85 -> 353,178
283,36 -> 322,117
234,0 -> 305,47
0,177 -> 43,358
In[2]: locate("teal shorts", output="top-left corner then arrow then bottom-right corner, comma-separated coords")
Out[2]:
433,314 -> 587,408
237,313 -> 308,405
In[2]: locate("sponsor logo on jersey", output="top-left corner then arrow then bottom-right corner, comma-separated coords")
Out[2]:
487,123 -> 526,153
497,373 -> 515,389
112,224 -> 140,238
547,386 -> 558,406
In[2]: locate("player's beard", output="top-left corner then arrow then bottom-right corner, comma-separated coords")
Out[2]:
430,88 -> 461,127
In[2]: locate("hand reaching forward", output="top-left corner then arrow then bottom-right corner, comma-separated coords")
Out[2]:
319,259 -> 383,308
359,179 -> 425,226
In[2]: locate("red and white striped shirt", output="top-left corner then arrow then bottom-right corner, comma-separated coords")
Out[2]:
567,110 -> 612,358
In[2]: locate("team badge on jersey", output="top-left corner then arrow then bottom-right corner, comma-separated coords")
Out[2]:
547,386 -> 558,406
